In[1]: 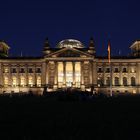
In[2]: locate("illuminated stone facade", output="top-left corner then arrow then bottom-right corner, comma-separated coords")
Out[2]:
0,38 -> 140,94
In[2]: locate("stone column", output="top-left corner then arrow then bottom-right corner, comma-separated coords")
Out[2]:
9,65 -> 12,87
81,62 -> 84,85
46,62 -> 49,85
120,65 -> 123,86
42,62 -> 46,86
63,62 -> 66,86
136,63 -> 140,93
17,65 -> 20,86
25,65 -> 28,87
103,64 -> 105,85
128,64 -> 131,86
33,65 -> 36,87
92,62 -> 97,86
137,63 -> 140,86
0,63 -> 2,86
0,63 -> 3,93
73,62 -> 75,86
89,61 -> 93,85
54,62 -> 58,86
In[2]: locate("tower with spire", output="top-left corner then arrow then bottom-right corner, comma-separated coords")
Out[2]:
0,41 -> 10,57
42,38 -> 51,57
88,37 -> 96,56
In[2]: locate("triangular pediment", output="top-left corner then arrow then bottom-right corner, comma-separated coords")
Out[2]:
46,48 -> 93,58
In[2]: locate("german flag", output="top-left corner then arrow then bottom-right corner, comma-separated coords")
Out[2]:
108,41 -> 111,63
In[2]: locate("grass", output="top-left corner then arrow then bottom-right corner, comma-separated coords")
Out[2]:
0,92 -> 140,139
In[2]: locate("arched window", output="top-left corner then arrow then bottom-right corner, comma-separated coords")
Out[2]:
20,76 -> 25,87
37,76 -> 41,87
106,77 -> 110,86
131,77 -> 136,86
97,77 -> 103,87
114,77 -> 119,86
123,77 -> 127,86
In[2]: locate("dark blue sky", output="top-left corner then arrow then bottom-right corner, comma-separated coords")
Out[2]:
0,0 -> 140,56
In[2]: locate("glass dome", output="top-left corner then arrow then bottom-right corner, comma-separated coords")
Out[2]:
57,39 -> 84,48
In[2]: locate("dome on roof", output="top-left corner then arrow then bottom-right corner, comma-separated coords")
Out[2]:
57,39 -> 84,48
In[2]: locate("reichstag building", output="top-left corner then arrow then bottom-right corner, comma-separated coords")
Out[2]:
0,38 -> 140,94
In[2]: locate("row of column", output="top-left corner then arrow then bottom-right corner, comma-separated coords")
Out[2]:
55,62 -> 80,86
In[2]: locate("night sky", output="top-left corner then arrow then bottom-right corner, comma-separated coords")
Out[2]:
0,0 -> 140,57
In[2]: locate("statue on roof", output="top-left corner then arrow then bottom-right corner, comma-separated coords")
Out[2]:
0,41 -> 10,57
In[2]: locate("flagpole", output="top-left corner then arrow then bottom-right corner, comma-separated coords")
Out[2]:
108,41 -> 112,97
110,61 -> 112,97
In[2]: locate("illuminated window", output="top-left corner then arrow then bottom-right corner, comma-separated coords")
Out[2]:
131,77 -> 136,86
4,76 -> 8,86
37,76 -> 41,87
114,77 -> 119,86
12,76 -> 17,87
20,76 -> 25,86
97,77 -> 103,87
4,67 -> 9,73
28,76 -> 33,87
123,77 -> 127,86
131,67 -> 135,73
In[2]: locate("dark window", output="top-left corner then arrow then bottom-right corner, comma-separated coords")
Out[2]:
123,77 -> 127,86
106,77 -> 110,86
131,77 -> 136,86
123,68 -> 127,72
36,68 -> 41,73
106,68 -> 110,73
28,68 -> 33,73
114,68 -> 119,72
114,77 -> 119,86
20,68 -> 25,73
12,68 -> 17,73
98,68 -> 102,72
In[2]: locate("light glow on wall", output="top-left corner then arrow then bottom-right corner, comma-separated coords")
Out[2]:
37,76 -> 41,87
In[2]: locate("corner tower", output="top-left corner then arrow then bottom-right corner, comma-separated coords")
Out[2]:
0,41 -> 10,57
43,38 -> 51,57
88,37 -> 96,56
130,40 -> 140,57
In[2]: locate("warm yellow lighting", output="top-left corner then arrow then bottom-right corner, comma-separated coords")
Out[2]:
37,76 -> 41,87
133,90 -> 136,94
66,62 -> 73,87
131,68 -> 135,73
98,84 -> 100,87
75,62 -> 81,88
28,76 -> 33,87
12,76 -> 17,86
4,67 -> 9,73
20,76 -> 25,87
4,76 -> 8,86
